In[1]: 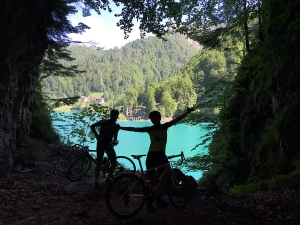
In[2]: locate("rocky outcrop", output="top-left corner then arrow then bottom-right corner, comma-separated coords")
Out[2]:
0,0 -> 48,176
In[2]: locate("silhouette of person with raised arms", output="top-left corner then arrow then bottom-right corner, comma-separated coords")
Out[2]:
118,107 -> 195,211
91,109 -> 120,190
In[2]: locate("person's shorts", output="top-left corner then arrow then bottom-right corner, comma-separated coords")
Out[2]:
146,151 -> 168,176
96,141 -> 116,161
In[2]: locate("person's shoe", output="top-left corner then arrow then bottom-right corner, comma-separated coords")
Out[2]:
156,198 -> 169,206
94,182 -> 101,190
146,203 -> 157,212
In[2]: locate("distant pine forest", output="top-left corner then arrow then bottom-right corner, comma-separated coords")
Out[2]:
43,33 -> 242,117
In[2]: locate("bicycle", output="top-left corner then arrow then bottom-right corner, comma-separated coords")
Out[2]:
106,151 -> 188,218
67,144 -> 136,182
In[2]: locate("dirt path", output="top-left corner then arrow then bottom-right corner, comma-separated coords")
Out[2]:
0,145 -> 299,225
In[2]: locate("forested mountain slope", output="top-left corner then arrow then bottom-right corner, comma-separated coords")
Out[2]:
42,34 -> 200,100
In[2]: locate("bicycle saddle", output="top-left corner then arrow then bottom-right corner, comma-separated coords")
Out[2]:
131,154 -> 146,159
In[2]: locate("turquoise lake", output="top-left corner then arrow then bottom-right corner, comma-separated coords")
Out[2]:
52,114 -> 208,181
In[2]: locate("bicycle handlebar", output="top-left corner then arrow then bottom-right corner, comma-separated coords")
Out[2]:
72,144 -> 89,154
166,151 -> 185,165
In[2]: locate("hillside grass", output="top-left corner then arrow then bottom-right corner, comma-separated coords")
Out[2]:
88,92 -> 103,98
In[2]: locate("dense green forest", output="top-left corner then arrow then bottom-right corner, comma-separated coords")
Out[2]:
42,34 -> 200,100
43,34 -> 243,117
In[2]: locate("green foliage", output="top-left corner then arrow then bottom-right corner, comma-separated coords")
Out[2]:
160,91 -> 177,117
229,168 -> 300,197
117,113 -> 127,121
89,92 -> 104,98
190,79 -> 234,149
40,46 -> 85,79
43,34 -> 242,122
81,0 -> 183,40
157,75 -> 197,108
42,34 -> 199,100
124,88 -> 139,107
180,153 -> 212,172
158,106 -> 166,117
178,0 -> 261,52
181,77 -> 252,191
141,86 -> 157,114
53,104 -> 111,145
49,96 -> 81,108
197,0 -> 300,191
175,49 -> 242,100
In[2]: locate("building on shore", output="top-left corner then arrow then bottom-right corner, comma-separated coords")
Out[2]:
123,106 -> 146,121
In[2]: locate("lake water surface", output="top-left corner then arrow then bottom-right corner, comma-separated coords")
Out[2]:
52,114 -> 207,181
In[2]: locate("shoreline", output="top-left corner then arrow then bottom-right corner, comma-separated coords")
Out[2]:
125,117 -> 172,122
53,109 -> 173,122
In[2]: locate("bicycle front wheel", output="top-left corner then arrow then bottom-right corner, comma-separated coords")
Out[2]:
108,156 -> 136,177
167,169 -> 188,208
67,155 -> 91,182
106,174 -> 146,219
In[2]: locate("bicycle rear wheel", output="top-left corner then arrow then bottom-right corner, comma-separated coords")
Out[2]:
167,169 -> 188,208
67,155 -> 91,182
108,156 -> 136,177
106,174 -> 146,218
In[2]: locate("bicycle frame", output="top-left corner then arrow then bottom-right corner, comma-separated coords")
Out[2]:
68,144 -> 136,182
128,152 -> 185,195
75,144 -> 110,166
81,147 -> 121,178
105,151 -> 187,218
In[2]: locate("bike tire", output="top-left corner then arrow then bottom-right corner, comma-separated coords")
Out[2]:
167,168 -> 188,208
108,156 -> 136,178
106,174 -> 146,218
67,155 -> 91,182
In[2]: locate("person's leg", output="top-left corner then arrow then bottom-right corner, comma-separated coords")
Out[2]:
155,168 -> 169,206
145,152 -> 157,188
145,152 -> 158,212
95,142 -> 104,189
154,154 -> 169,206
106,147 -> 117,183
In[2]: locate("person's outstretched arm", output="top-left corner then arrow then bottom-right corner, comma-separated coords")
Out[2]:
169,107 -> 195,126
119,126 -> 148,132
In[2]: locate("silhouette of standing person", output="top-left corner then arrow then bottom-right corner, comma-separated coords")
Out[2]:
118,107 -> 194,211
91,109 -> 119,190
